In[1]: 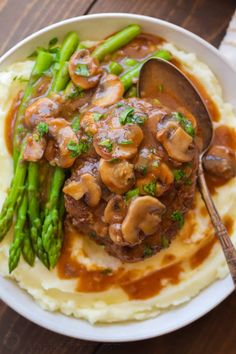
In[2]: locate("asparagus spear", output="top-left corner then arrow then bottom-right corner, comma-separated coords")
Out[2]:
42,167 -> 65,268
21,224 -> 35,267
8,190 -> 28,273
0,51 -> 54,242
27,32 -> 79,267
28,162 -> 49,267
92,24 -> 141,61
120,49 -> 172,91
41,32 -> 79,268
13,51 -> 54,167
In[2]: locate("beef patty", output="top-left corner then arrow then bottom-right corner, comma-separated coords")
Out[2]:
64,98 -> 199,262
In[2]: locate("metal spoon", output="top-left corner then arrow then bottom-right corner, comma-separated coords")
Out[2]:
138,57 -> 236,288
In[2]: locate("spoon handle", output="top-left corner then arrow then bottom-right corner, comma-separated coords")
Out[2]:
198,159 -> 236,288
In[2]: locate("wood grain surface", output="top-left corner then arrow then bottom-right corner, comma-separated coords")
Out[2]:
0,1 -> 236,353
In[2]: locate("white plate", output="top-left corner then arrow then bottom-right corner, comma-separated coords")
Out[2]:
0,13 -> 235,342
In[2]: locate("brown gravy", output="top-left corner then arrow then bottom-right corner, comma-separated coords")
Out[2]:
190,237 -> 216,269
57,227 -> 183,299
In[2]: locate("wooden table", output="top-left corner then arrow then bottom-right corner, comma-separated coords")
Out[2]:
0,0 -> 236,353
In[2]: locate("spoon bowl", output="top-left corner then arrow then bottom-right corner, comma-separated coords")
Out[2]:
138,57 -> 236,288
138,58 -> 213,153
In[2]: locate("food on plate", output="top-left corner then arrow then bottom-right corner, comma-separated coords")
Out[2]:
0,24 -> 235,323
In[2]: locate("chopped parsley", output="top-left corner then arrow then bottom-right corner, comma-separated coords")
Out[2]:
152,161 -> 160,168
137,165 -> 148,176
171,210 -> 184,229
67,140 -> 89,158
173,112 -> 195,137
13,75 -> 28,83
173,169 -> 185,181
33,133 -> 40,142
75,63 -> 90,77
99,139 -> 113,152
143,245 -> 153,257
119,140 -> 133,145
119,104 -> 147,125
66,86 -> 84,99
71,115 -> 80,133
37,122 -> 49,137
109,158 -> 120,163
143,181 -> 156,197
92,112 -> 103,122
125,188 -> 139,201
119,105 -> 134,124
48,37 -> 58,47
161,235 -> 169,248
185,178 -> 193,186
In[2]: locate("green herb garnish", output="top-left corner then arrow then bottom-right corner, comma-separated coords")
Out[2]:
99,139 -> 113,152
137,165 -> 148,176
119,140 -> 133,145
125,188 -> 139,201
48,37 -> 58,47
173,169 -> 185,181
37,122 -> 49,137
119,105 -> 134,124
171,210 -> 184,229
13,76 -> 28,83
71,115 -> 80,133
152,161 -> 160,168
67,140 -> 89,158
161,235 -> 169,248
92,112 -> 103,122
33,133 -> 40,142
185,178 -> 193,186
173,112 -> 195,137
109,158 -> 120,163
66,85 -> 84,99
143,181 -> 156,196
143,245 -> 153,257
75,63 -> 90,77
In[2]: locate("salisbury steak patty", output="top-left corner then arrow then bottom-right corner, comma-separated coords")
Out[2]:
64,98 -> 199,262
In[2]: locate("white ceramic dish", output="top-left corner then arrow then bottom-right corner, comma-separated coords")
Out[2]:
0,13 -> 235,342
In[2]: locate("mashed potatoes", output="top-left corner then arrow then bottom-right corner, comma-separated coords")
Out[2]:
0,44 -> 236,324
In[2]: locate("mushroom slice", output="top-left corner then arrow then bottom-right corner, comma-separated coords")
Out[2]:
23,134 -> 47,162
80,111 -> 99,135
203,145 -> 236,179
99,159 -> 135,194
45,118 -> 78,168
63,173 -> 101,207
24,96 -> 61,129
121,196 -> 166,244
115,125 -> 144,159
94,124 -> 143,160
157,126 -> 194,162
68,49 -> 102,89
104,196 -> 127,224
159,163 -> 174,185
109,223 -> 126,245
92,74 -> 124,107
